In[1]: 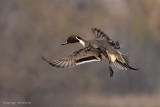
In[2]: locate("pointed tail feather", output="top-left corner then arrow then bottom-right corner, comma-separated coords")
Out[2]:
125,63 -> 139,70
116,60 -> 139,70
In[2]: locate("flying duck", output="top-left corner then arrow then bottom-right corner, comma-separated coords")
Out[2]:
42,28 -> 138,76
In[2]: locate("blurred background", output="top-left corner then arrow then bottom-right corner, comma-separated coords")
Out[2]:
0,0 -> 160,107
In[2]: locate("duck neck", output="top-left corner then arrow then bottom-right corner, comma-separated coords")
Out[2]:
79,39 -> 86,47
76,37 -> 86,47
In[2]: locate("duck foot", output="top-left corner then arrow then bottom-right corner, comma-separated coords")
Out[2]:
109,66 -> 114,77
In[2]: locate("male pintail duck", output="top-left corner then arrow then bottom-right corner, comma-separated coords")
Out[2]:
42,28 -> 138,76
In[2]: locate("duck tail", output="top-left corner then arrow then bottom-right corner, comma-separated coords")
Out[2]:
116,60 -> 139,70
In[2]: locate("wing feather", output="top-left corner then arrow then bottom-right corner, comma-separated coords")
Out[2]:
91,28 -> 122,49
91,28 -> 110,40
42,47 -> 101,68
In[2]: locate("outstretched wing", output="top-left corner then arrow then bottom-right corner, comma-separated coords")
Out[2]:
42,47 -> 101,68
91,28 -> 111,40
91,28 -> 121,49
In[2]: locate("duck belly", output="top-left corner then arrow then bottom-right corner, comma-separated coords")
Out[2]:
108,54 -> 116,62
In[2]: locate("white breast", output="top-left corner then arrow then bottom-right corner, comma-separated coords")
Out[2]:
109,54 -> 116,62
79,40 -> 85,47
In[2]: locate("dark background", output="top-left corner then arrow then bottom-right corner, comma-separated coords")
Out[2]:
0,0 -> 160,107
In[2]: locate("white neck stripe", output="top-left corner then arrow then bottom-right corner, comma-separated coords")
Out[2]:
76,37 -> 85,47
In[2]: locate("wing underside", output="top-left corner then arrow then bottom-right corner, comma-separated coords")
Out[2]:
42,48 -> 101,68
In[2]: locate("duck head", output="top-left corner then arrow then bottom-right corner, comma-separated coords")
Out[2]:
61,35 -> 85,47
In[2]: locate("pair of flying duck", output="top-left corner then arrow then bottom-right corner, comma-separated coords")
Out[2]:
42,28 -> 138,76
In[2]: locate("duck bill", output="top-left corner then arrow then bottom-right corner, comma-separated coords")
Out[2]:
61,41 -> 68,45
